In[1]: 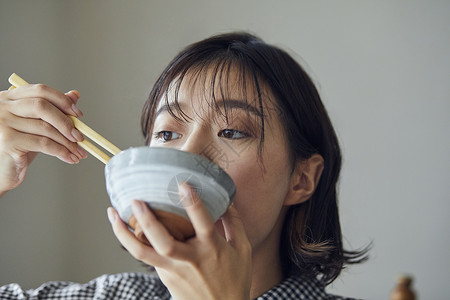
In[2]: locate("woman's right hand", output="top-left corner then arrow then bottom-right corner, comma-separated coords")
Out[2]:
0,84 -> 88,196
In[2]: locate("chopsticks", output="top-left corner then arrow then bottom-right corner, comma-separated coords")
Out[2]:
8,73 -> 121,164
68,116 -> 121,163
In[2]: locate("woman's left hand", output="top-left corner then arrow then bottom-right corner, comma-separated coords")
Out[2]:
108,184 -> 252,300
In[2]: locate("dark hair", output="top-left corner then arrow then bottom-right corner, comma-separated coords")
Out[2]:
141,32 -> 368,285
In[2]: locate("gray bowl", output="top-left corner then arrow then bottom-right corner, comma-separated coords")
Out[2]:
104,147 -> 236,225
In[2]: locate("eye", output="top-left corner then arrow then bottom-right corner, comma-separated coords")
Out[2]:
218,129 -> 249,139
153,131 -> 182,143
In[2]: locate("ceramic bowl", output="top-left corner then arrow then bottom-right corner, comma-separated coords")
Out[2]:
104,147 -> 236,243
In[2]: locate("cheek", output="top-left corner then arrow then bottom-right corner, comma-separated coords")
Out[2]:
225,155 -> 291,246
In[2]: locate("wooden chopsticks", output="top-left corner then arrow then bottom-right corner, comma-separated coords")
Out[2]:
8,73 -> 121,164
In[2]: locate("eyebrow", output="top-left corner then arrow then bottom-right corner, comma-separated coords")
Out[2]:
155,99 -> 263,119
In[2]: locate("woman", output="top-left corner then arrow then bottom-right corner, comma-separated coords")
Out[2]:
0,32 -> 367,299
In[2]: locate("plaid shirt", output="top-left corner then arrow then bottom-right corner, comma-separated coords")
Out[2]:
0,272 -> 358,299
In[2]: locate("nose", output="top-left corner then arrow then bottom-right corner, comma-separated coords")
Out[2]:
180,126 -> 216,162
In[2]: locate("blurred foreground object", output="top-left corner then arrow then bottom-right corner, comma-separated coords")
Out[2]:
390,275 -> 416,300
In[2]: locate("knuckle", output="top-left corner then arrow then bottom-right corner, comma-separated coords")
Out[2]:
33,83 -> 48,93
62,116 -> 75,131
38,120 -> 54,133
32,98 -> 49,112
201,226 -> 215,239
158,241 -> 177,257
38,136 -> 52,149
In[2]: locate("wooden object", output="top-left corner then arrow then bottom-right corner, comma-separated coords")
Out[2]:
390,275 -> 416,300
68,116 -> 120,163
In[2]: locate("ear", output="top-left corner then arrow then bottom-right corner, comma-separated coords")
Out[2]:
284,154 -> 324,206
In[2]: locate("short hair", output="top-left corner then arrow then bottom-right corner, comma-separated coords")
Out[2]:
141,32 -> 368,285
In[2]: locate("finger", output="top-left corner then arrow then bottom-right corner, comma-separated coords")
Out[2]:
8,98 -> 84,143
65,90 -> 80,106
131,200 -> 191,259
178,183 -> 215,239
7,84 -> 83,117
107,207 -> 168,268
2,128 -> 81,164
221,204 -> 250,248
9,116 -> 87,159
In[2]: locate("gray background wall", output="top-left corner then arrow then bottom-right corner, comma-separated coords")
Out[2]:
1,1 -> 449,299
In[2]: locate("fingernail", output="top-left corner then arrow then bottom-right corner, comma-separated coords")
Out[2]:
132,200 -> 146,217
71,104 -> 83,117
72,128 -> 84,142
77,145 -> 87,158
71,90 -> 80,98
70,154 -> 79,164
107,207 -> 117,223
65,90 -> 80,104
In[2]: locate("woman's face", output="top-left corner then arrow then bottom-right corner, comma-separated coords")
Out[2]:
149,71 -> 295,252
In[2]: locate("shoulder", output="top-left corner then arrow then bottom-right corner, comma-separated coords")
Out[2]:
256,275 -> 363,300
0,272 -> 171,300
